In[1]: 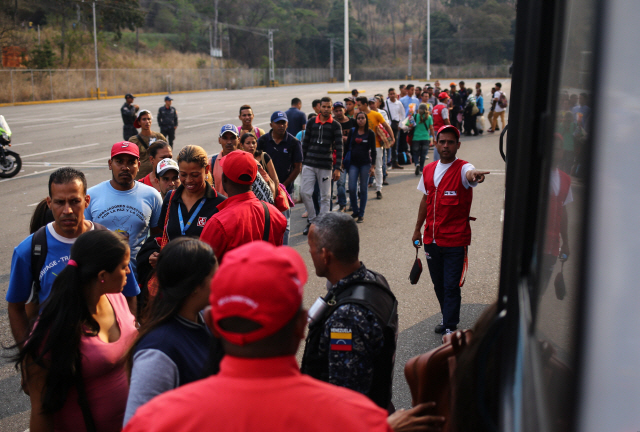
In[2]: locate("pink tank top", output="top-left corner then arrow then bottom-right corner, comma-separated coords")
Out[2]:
53,293 -> 137,432
212,154 -> 228,197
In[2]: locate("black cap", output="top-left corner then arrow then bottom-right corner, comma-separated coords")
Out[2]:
164,96 -> 173,101
125,93 -> 135,99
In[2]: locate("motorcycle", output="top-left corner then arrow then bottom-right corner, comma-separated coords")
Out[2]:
0,115 -> 21,178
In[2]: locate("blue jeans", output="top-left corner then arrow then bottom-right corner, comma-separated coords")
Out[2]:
348,164 -> 370,217
337,171 -> 347,207
412,140 -> 430,169
423,243 -> 466,329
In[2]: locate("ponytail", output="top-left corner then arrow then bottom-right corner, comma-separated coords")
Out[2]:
15,230 -> 129,414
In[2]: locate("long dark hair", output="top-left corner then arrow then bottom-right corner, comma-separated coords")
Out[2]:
15,230 -> 129,414
126,238 -> 217,375
355,111 -> 369,134
240,133 -> 262,157
29,198 -> 54,233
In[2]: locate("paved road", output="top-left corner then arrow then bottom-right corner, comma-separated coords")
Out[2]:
0,79 -> 509,431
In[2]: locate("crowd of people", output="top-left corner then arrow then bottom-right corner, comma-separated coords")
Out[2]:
5,82 -> 500,432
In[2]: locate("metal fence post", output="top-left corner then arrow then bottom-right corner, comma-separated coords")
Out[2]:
31,70 -> 35,101
10,70 -> 15,103
49,70 -> 54,100
83,70 -> 88,98
67,70 -> 71,99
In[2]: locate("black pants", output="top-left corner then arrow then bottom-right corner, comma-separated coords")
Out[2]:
424,243 -> 466,329
123,125 -> 137,141
463,113 -> 478,135
161,128 -> 176,147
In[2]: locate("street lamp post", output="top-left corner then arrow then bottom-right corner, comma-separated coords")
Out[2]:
427,0 -> 431,80
92,1 -> 100,94
344,0 -> 350,90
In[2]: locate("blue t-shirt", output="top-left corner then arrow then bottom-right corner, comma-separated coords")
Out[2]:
295,130 -> 305,142
85,181 -> 162,274
6,222 -> 140,304
284,107 -> 307,137
400,95 -> 420,115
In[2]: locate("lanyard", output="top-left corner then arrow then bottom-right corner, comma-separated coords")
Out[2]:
177,199 -> 206,236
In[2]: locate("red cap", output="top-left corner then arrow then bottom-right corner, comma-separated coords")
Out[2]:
110,141 -> 139,159
438,91 -> 449,100
219,150 -> 257,185
209,242 -> 307,346
436,125 -> 460,140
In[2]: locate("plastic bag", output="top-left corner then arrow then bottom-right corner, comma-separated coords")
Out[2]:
476,115 -> 485,131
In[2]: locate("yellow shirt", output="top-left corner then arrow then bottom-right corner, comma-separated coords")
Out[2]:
365,110 -> 386,148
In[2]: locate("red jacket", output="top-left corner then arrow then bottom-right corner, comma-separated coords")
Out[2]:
200,191 -> 287,261
422,159 -> 473,247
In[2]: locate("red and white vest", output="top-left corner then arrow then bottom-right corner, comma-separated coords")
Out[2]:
422,159 -> 473,247
544,169 -> 571,256
432,103 -> 447,131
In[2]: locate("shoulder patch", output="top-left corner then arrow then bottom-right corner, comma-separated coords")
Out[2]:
330,328 -> 353,351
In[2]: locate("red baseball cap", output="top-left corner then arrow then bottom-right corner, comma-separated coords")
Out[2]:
111,141 -> 139,159
219,150 -> 257,185
209,242 -> 308,346
438,91 -> 449,100
436,125 -> 461,141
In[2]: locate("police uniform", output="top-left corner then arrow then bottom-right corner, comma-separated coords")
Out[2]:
301,265 -> 398,410
157,105 -> 178,147
122,102 -> 138,141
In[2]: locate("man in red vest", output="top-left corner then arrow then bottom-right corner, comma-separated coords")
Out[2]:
411,125 -> 489,336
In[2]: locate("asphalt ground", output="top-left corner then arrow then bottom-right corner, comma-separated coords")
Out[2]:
0,79 -> 509,431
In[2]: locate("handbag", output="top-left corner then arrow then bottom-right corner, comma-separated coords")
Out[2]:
274,183 -> 291,212
409,247 -> 423,284
404,329 -> 474,432
554,261 -> 566,300
147,190 -> 174,297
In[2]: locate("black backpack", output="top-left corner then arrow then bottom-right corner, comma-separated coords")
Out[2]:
30,223 -> 108,299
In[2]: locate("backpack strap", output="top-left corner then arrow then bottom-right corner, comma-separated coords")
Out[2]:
30,226 -> 48,300
261,201 -> 271,242
136,134 -> 149,149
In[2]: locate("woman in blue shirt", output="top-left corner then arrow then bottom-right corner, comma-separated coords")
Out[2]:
124,238 -> 218,426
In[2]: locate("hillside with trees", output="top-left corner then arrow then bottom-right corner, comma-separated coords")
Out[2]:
0,0 -> 515,70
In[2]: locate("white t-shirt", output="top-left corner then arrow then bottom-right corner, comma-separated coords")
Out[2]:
550,169 -> 573,205
385,99 -> 405,122
417,159 -> 477,194
376,109 -> 389,123
494,91 -> 505,113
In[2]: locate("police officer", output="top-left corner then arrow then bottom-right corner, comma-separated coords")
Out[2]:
301,212 -> 398,412
122,93 -> 139,141
157,96 -> 178,148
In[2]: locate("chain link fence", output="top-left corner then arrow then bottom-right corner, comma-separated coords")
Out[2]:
0,65 -> 509,104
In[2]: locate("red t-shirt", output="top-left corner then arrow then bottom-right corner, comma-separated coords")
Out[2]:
138,174 -> 153,187
54,293 -> 137,432
124,355 -> 392,432
200,191 -> 287,261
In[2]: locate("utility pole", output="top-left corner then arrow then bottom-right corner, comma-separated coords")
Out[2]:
268,29 -> 275,86
407,37 -> 413,79
37,25 -> 40,45
344,0 -> 350,90
330,38 -> 335,82
427,0 -> 431,80
91,1 -> 100,94
209,23 -> 214,71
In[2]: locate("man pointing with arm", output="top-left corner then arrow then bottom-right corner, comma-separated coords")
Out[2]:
412,125 -> 489,336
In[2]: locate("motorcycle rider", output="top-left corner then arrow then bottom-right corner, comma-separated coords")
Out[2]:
122,94 -> 140,141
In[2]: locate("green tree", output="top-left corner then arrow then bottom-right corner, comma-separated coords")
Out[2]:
24,40 -> 56,68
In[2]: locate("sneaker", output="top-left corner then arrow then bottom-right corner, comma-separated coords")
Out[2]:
302,211 -> 308,218
357,216 -> 364,223
339,204 -> 346,212
487,129 -> 494,133
434,321 -> 445,334
376,191 -> 382,200
303,223 -> 311,236
415,166 -> 420,176
351,212 -> 358,219
495,127 -> 500,131
392,163 -> 404,169
383,180 -> 389,186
